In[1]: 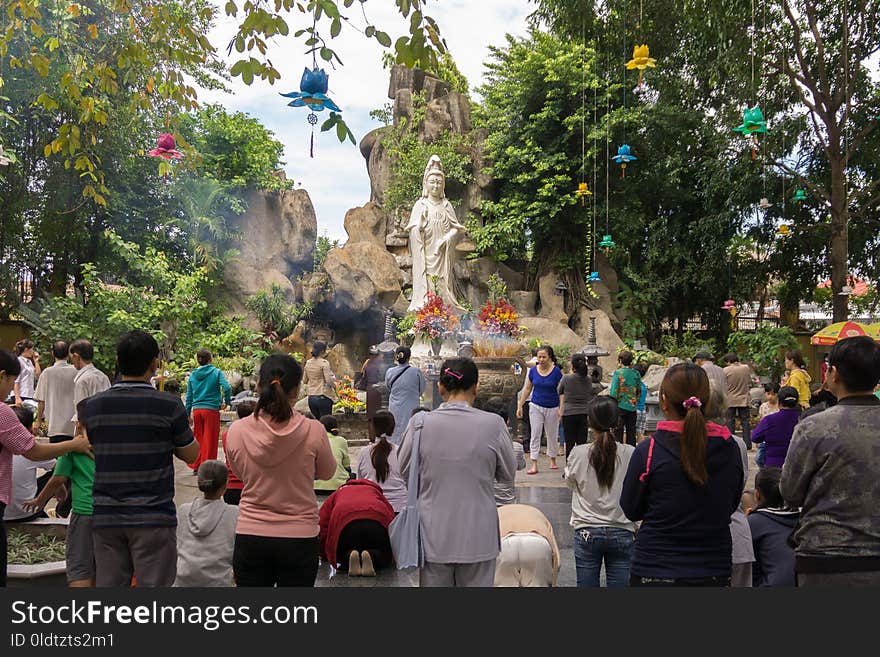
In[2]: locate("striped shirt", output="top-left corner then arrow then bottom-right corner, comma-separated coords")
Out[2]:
80,381 -> 195,529
0,403 -> 37,506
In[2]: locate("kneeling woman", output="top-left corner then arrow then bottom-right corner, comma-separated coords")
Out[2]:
318,479 -> 395,577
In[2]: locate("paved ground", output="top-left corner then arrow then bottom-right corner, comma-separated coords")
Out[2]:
174,439 -> 760,587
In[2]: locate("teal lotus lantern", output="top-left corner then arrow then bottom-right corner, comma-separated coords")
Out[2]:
588,271 -> 601,282
792,189 -> 808,204
598,234 -> 615,252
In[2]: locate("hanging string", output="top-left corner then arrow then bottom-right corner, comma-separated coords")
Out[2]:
606,18 -> 611,236
309,11 -> 319,158
593,38 -> 599,269
750,0 -> 756,106
842,1 -> 850,287
622,0 -> 627,146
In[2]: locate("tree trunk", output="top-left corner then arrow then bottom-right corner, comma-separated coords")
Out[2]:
829,161 -> 849,322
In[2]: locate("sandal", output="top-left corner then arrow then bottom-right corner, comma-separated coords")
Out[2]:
549,464 -> 559,470
526,468 -> 538,475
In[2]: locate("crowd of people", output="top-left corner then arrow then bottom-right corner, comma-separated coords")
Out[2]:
1,329 -> 879,588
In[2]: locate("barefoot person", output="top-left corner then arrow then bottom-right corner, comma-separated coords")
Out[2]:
517,346 -> 563,474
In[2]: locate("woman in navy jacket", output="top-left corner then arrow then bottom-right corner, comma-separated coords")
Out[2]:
620,363 -> 744,586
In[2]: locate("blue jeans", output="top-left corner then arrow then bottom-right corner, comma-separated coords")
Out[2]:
755,442 -> 766,468
574,526 -> 634,588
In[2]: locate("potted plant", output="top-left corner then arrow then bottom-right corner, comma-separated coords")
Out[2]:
413,292 -> 460,357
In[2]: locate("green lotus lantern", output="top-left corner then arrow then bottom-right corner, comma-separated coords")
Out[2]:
733,106 -> 768,135
599,234 -> 616,252
792,189 -> 808,204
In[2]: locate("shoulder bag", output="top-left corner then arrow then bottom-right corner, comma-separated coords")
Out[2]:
387,364 -> 410,391
388,411 -> 426,569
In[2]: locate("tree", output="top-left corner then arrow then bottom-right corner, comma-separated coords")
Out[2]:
533,1 -> 880,324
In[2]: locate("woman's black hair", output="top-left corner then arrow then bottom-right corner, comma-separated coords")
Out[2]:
618,350 -> 634,366
785,349 -> 806,369
763,382 -> 780,394
370,410 -> 396,483
411,406 -> 431,416
394,346 -> 412,364
254,353 -> 303,423
438,357 -> 479,393
571,353 -> 589,377
14,339 -> 35,356
311,341 -> 327,358
754,467 -> 786,509
320,414 -> 339,434
537,344 -> 557,364
587,396 -> 619,490
0,349 -> 22,377
632,363 -> 648,377
197,460 -> 228,496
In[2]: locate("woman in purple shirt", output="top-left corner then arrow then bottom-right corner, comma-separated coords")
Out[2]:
751,386 -> 800,468
517,346 -> 563,474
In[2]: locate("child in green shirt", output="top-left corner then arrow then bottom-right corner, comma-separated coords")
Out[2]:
314,415 -> 352,495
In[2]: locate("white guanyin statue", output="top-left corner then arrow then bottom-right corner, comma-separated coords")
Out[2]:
407,155 -> 467,312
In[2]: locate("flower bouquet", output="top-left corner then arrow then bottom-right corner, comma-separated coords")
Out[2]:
332,375 -> 366,414
473,297 -> 525,357
413,292 -> 460,355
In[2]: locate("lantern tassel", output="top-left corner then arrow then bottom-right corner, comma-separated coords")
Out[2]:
310,129 -> 314,159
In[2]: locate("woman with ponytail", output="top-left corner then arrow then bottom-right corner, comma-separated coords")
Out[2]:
384,346 -> 427,445
225,353 -> 336,587
558,353 -> 599,459
620,363 -> 744,586
355,410 -> 407,512
565,397 -> 636,587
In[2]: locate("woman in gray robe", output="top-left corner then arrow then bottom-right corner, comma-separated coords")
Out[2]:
398,357 -> 517,587
385,346 -> 427,445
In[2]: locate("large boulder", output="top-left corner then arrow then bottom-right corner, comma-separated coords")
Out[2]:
323,242 -> 403,316
536,272 -> 569,324
454,257 -> 525,312
224,189 -> 317,309
343,202 -> 387,247
519,317 -> 584,349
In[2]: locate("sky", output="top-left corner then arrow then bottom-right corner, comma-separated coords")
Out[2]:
200,1 -> 533,243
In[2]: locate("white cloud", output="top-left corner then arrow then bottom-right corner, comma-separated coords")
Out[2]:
201,1 -> 530,243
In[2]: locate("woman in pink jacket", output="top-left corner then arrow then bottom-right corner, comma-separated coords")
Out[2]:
225,354 -> 336,587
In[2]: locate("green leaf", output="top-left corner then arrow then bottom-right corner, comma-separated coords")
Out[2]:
319,47 -> 333,61
330,18 -> 341,38
375,31 -> 392,48
365,25 -> 375,38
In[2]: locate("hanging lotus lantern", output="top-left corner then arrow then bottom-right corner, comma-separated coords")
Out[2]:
612,144 -> 637,177
721,299 -> 736,315
625,44 -> 657,88
280,66 -> 342,158
147,133 -> 183,182
792,188 -> 808,204
758,197 -> 772,210
588,271 -> 601,282
599,234 -> 616,254
575,182 -> 592,206
733,105 -> 768,160
776,223 -> 791,238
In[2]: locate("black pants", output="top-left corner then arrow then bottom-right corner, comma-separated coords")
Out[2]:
308,395 -> 334,420
0,503 -> 6,587
223,488 -> 242,506
726,406 -> 751,448
336,519 -> 393,571
233,534 -> 319,587
630,574 -> 731,587
520,400 -> 531,451
561,414 -> 589,458
48,435 -> 73,517
615,409 -> 638,446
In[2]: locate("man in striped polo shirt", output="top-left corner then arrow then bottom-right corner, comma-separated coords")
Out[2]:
80,330 -> 198,587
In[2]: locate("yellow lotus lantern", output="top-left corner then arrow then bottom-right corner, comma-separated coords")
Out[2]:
626,44 -> 657,87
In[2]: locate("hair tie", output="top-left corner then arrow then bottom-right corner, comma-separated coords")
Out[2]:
443,368 -> 463,380
683,396 -> 702,409
270,378 -> 282,386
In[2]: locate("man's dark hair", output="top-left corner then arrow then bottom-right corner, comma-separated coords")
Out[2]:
723,352 -> 739,364
13,405 -> 34,430
482,397 -> 509,423
0,350 -> 21,377
828,336 -> 880,393
755,467 -> 786,509
52,340 -> 69,360
618,350 -> 633,367
115,330 -> 159,377
196,348 -> 212,366
236,399 -> 256,419
69,339 -> 95,362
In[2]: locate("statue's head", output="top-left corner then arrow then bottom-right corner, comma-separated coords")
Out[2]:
421,154 -> 446,200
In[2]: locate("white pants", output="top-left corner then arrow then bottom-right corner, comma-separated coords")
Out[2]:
529,403 -> 560,460
494,533 -> 554,587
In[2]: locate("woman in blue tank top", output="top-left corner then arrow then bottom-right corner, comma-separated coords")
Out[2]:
516,346 -> 563,474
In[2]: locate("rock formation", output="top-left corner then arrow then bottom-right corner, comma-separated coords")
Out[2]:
223,189 -> 317,312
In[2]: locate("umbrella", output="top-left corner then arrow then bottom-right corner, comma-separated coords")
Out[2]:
810,321 -> 880,345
